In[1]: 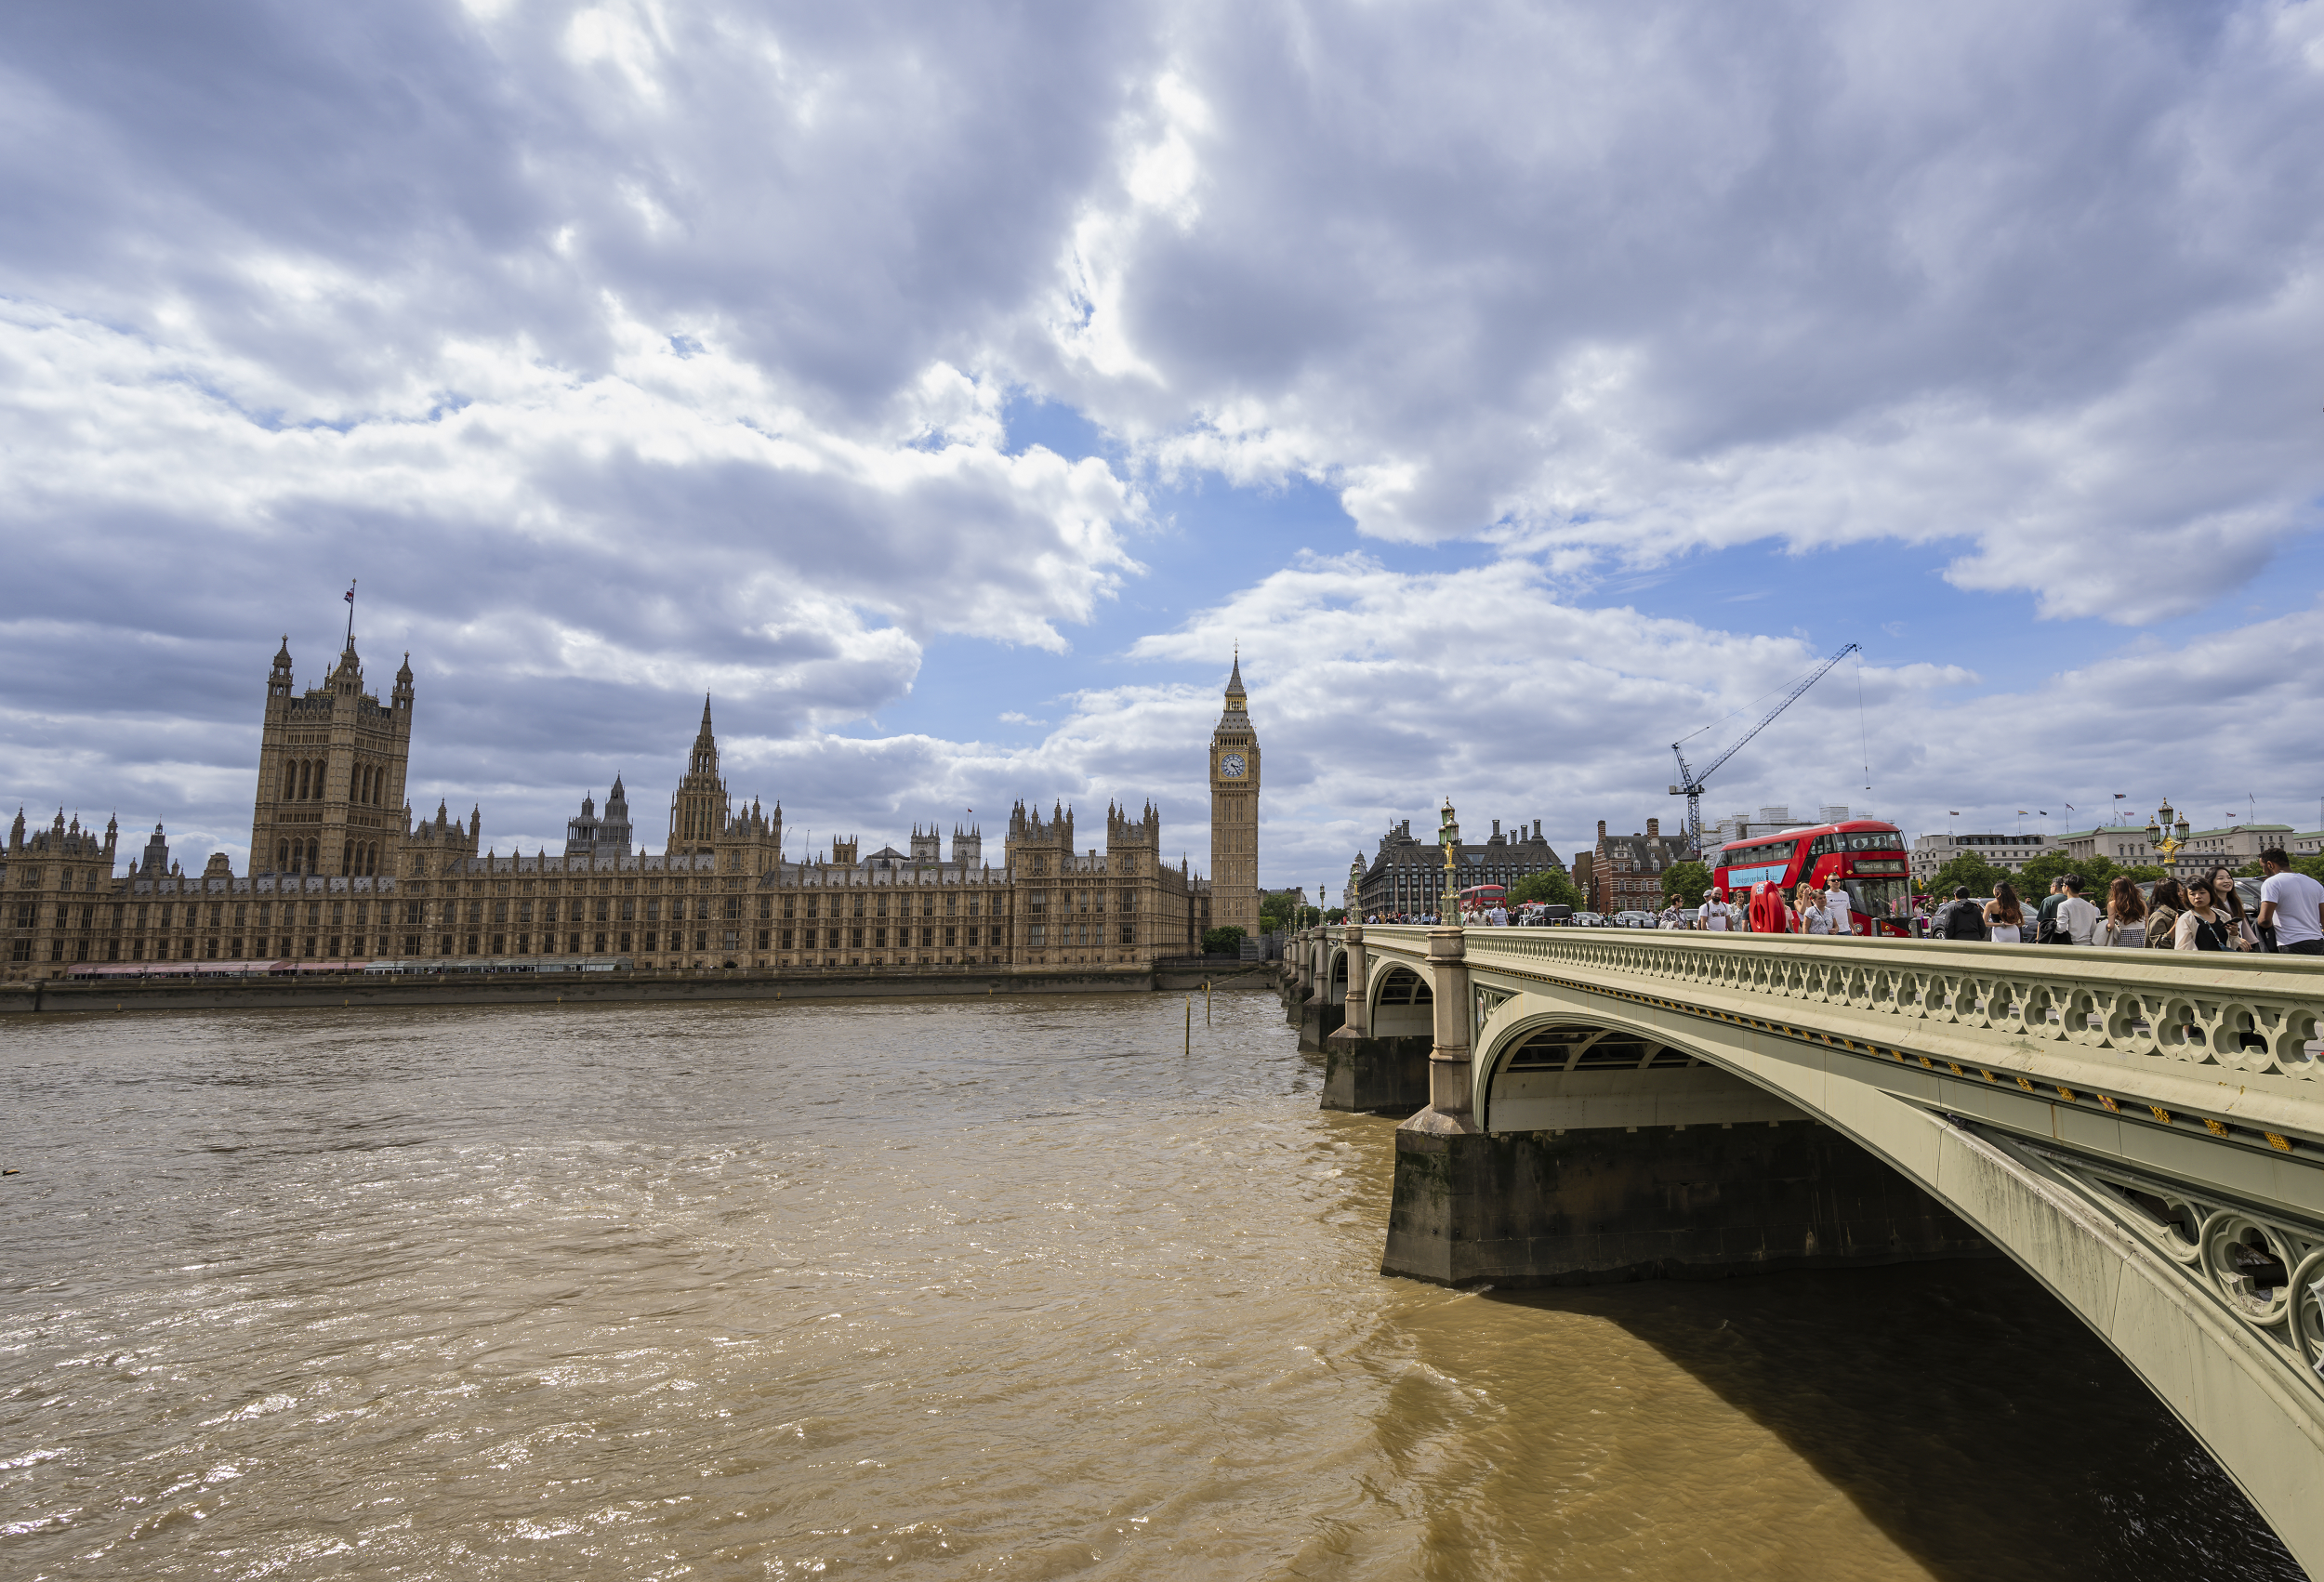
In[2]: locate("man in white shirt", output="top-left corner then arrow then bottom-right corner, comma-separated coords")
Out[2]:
2054,875 -> 2102,946
1823,878 -> 1854,936
1701,890 -> 1733,931
2257,848 -> 2324,956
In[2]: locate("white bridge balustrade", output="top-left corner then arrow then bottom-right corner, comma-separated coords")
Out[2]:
1323,923 -> 2324,1577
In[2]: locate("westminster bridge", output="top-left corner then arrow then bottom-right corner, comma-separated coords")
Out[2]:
1283,921 -> 2324,1576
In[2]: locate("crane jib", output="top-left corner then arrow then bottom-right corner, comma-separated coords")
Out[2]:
1668,641 -> 1861,850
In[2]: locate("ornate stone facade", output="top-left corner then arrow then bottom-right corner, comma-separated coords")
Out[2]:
1354,809 -> 1566,916
4,633 -> 1217,977
248,636 -> 414,878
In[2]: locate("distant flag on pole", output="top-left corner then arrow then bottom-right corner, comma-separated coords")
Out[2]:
2114,792 -> 2127,799
1947,811 -> 1960,816
2017,810 -> 2029,815
344,582 -> 356,605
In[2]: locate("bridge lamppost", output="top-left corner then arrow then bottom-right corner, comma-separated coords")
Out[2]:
2146,798 -> 2191,873
1420,797 -> 1472,1126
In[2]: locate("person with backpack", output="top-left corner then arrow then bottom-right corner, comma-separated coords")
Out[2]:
2034,877 -> 2069,943
1933,885 -> 1987,941
1700,889 -> 1735,931
2257,847 -> 2324,956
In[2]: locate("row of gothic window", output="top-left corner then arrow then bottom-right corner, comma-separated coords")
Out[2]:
271,837 -> 382,877
279,758 -> 390,806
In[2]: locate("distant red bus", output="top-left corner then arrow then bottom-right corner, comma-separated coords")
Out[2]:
1712,820 -> 1912,936
1456,883 -> 1507,916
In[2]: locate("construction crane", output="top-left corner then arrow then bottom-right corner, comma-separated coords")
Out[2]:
1669,642 -> 1860,857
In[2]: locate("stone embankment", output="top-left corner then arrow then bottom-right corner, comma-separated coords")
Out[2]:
2,963 -> 1282,1016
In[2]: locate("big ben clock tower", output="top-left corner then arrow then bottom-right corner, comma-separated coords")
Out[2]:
1208,652 -> 1261,935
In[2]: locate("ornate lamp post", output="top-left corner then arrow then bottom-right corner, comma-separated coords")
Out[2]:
2146,798 -> 2192,871
1439,798 -> 1462,927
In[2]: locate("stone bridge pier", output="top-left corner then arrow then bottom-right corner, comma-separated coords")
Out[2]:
1379,921 -> 1983,1286
1337,920 -> 2324,1575
1320,922 -> 1432,1110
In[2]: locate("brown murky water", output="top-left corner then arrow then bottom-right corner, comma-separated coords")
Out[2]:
0,992 -> 2301,1579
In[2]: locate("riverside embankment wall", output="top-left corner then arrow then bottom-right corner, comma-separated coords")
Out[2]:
1,962 -> 1281,1017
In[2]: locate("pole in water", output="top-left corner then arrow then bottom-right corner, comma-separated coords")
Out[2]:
1184,995 -> 1191,1055
1205,980 -> 1211,1024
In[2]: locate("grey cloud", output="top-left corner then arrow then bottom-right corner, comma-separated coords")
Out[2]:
1037,0 -> 2324,618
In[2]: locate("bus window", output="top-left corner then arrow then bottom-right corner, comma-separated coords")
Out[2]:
1842,877 -> 1909,922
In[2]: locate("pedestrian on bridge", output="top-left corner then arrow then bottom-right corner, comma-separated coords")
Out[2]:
2176,878 -> 2248,952
2093,876 -> 2148,948
2145,878 -> 2187,951
2054,876 -> 2102,946
2258,847 -> 2324,956
1984,881 -> 2026,943
1934,885 -> 1987,941
2205,864 -> 2258,948
1701,889 -> 1734,931
1823,876 -> 1854,936
2035,877 -> 2069,943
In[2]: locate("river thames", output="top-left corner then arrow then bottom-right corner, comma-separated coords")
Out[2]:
0,991 -> 2301,1579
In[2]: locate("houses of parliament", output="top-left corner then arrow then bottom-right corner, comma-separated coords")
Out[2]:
4,630 -> 1266,978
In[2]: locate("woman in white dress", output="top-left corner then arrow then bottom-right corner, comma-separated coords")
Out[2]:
1983,880 -> 2025,944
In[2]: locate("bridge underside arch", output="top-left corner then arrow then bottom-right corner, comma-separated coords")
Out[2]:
1368,960 -> 1433,1038
1409,977 -> 2324,1575
1481,1016 -> 1805,1134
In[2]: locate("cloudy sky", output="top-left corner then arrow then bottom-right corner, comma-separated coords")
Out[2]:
6,0 -> 2323,886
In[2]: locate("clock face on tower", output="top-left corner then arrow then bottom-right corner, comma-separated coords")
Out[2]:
1219,753 -> 1246,779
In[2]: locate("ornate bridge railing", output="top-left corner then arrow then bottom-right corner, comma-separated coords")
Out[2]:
1354,924 -> 2324,1095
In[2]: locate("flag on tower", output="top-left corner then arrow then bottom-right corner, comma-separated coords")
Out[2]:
345,583 -> 356,604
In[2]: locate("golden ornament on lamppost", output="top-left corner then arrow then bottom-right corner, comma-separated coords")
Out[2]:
2146,798 -> 2192,869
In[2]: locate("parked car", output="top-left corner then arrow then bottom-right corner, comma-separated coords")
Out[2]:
1571,911 -> 1606,928
1613,910 -> 1657,929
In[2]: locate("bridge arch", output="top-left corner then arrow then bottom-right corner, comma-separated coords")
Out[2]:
1473,1002 -> 1814,1137
1368,961 -> 1433,1039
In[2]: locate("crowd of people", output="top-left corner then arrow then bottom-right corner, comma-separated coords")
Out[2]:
1915,848 -> 2324,953
1347,848 -> 2324,956
1687,848 -> 2323,952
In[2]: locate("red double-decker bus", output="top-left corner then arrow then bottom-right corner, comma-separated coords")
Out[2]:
1711,819 -> 1912,936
